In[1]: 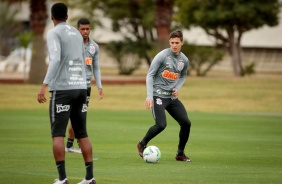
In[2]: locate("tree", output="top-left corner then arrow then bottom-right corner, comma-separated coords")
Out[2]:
66,0 -> 155,74
181,43 -> 224,76
100,0 -> 157,67
2,0 -> 48,83
175,0 -> 281,76
105,39 -> 142,75
67,0 -> 174,71
0,1 -> 22,57
101,0 -> 176,65
155,0 -> 174,50
27,0 -> 48,84
66,0 -> 102,27
17,31 -> 33,82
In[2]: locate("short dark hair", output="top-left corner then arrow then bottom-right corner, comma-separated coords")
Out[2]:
77,18 -> 90,27
51,3 -> 68,21
169,30 -> 183,41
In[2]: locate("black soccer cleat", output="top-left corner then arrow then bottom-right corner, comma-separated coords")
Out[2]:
175,154 -> 192,162
137,142 -> 146,158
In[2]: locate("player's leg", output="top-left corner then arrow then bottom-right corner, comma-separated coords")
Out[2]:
143,97 -> 169,143
138,97 -> 169,157
86,87 -> 91,106
70,89 -> 95,182
65,88 -> 91,154
68,123 -> 75,140
65,123 -> 75,149
49,90 -> 72,181
76,87 -> 91,151
65,122 -> 82,153
166,98 -> 192,162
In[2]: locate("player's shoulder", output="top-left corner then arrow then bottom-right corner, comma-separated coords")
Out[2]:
160,48 -> 171,54
89,39 -> 99,47
179,52 -> 189,62
47,26 -> 59,40
156,48 -> 170,58
55,23 -> 80,35
89,39 -> 99,48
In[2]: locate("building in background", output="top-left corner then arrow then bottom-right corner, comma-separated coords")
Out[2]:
1,1 -> 282,74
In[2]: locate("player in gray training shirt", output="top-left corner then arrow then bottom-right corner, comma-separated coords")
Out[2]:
65,18 -> 103,154
37,3 -> 96,184
137,30 -> 192,162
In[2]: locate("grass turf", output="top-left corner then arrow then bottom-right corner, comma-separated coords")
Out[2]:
1,75 -> 282,113
0,75 -> 281,183
0,109 -> 281,184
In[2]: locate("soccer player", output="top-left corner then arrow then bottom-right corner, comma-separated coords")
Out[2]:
37,3 -> 96,184
137,30 -> 192,162
65,18 -> 103,154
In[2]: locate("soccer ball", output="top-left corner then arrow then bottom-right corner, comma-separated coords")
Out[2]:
143,146 -> 161,163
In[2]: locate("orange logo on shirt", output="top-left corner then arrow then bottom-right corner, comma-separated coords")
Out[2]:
85,57 -> 92,65
162,70 -> 179,80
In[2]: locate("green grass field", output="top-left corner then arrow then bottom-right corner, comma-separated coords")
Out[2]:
0,74 -> 282,183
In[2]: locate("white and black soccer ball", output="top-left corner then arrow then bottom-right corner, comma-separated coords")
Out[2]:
143,146 -> 161,163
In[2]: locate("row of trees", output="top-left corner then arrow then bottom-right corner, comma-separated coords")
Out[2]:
1,0 -> 281,83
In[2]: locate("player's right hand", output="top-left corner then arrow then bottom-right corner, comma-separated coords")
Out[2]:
37,84 -> 48,103
144,99 -> 153,110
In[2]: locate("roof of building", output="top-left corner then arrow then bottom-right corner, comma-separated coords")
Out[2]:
183,12 -> 282,48
91,11 -> 282,48
14,2 -> 282,48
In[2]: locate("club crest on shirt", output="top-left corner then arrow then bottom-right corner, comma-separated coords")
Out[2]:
156,98 -> 162,105
89,45 -> 95,55
178,62 -> 184,71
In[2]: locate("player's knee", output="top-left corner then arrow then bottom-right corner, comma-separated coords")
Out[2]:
75,134 -> 88,139
73,130 -> 88,139
187,120 -> 191,127
181,119 -> 191,129
157,123 -> 167,131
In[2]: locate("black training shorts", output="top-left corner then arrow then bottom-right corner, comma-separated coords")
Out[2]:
49,89 -> 88,138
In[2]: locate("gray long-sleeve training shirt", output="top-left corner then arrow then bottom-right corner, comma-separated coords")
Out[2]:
84,39 -> 102,88
146,48 -> 189,100
44,22 -> 87,91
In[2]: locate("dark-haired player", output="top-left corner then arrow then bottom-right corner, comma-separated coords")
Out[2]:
37,3 -> 96,184
137,30 -> 192,162
65,18 -> 103,154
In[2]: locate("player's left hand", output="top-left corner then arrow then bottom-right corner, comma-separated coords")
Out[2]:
172,88 -> 178,97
